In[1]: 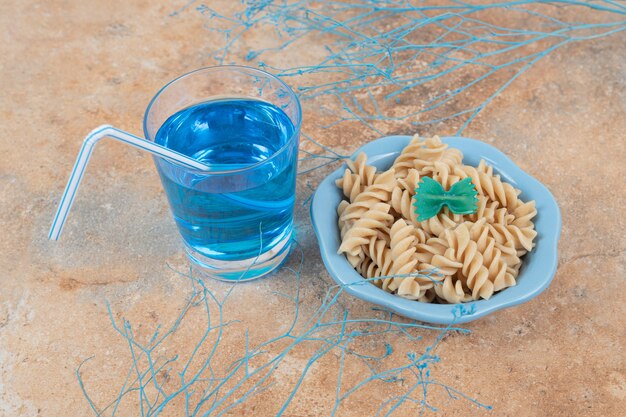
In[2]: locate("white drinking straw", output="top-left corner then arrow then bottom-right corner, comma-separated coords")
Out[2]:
49,125 -> 212,241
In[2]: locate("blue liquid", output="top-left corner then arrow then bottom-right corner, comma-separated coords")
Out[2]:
154,98 -> 297,261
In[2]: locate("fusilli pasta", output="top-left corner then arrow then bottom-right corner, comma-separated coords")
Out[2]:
336,135 -> 537,304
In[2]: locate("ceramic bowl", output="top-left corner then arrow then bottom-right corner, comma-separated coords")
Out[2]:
311,136 -> 561,324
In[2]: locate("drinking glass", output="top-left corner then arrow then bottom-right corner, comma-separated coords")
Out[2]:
143,66 -> 302,281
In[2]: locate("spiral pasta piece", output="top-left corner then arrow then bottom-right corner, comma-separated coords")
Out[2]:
437,147 -> 464,172
386,221 -> 420,293
468,195 -> 499,224
496,240 -> 522,267
339,169 -> 396,223
335,169 -> 362,202
390,186 -> 416,225
414,237 -> 448,264
398,168 -> 420,191
493,207 -> 515,225
385,220 -> 434,297
419,208 -> 463,237
338,203 -> 393,257
511,200 -> 537,228
356,257 -> 380,285
337,200 -> 363,268
389,169 -> 419,222
454,161 -> 521,210
396,279 -> 436,302
466,220 -> 517,290
363,237 -> 393,279
346,152 -> 376,187
392,135 -> 449,177
428,161 -> 461,190
487,222 -> 537,252
389,219 -> 418,275
424,248 -> 463,277
481,237 -> 516,292
443,223 -> 494,300
434,276 -> 472,304
337,200 -> 351,238
493,206 -> 536,251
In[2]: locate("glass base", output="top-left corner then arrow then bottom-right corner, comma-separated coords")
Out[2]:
184,235 -> 292,282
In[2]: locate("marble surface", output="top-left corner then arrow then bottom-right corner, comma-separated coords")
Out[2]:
1,1 -> 624,416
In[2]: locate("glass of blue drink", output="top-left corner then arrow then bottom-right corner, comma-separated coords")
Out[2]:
143,66 -> 301,281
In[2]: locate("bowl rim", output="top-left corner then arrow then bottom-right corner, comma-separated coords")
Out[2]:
310,135 -> 561,324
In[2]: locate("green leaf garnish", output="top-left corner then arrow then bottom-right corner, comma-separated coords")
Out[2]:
413,177 -> 478,221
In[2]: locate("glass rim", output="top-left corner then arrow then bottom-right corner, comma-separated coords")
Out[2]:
143,64 -> 302,175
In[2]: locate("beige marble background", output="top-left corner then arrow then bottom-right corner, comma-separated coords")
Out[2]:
1,1 -> 624,416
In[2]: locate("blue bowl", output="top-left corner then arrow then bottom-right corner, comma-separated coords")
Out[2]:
311,136 -> 561,324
